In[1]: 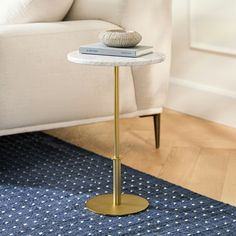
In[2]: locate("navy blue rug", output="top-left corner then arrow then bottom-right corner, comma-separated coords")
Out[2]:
0,132 -> 235,236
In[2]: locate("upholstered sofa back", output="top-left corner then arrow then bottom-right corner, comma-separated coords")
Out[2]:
66,0 -> 125,26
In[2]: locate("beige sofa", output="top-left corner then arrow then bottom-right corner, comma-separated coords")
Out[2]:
0,0 -> 171,146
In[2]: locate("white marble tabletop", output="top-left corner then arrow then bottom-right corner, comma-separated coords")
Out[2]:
67,51 -> 165,67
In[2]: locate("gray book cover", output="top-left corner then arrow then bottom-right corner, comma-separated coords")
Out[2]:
79,43 -> 153,57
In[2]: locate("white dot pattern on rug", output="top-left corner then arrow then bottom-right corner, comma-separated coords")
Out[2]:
0,132 -> 235,236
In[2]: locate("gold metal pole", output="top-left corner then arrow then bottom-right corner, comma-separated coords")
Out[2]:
85,65 -> 149,216
113,66 -> 121,205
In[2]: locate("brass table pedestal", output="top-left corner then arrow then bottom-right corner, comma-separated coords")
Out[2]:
67,51 -> 165,216
86,193 -> 148,216
85,66 -> 149,216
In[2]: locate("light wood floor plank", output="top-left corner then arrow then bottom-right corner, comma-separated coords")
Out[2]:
221,150 -> 236,205
158,147 -> 200,187
184,148 -> 230,200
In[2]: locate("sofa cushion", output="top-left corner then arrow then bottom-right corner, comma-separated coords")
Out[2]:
66,0 -> 125,26
0,20 -> 137,131
0,0 -> 74,25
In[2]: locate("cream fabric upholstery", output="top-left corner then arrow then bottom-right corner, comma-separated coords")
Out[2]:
0,0 -> 171,136
66,0 -> 125,26
0,0 -> 73,25
121,0 -> 172,110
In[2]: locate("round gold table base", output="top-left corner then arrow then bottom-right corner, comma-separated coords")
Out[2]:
86,194 -> 149,216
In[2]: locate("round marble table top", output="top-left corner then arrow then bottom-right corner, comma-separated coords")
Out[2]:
67,51 -> 165,67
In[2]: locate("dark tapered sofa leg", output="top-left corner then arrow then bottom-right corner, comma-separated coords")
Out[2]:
153,114 -> 161,149
140,113 -> 161,149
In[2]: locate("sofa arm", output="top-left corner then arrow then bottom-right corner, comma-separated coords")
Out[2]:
66,0 -> 124,26
67,0 -> 172,111
121,0 -> 172,111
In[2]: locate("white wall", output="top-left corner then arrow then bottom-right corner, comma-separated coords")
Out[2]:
166,0 -> 236,128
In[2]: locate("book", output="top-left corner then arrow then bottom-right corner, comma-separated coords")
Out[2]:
79,43 -> 153,58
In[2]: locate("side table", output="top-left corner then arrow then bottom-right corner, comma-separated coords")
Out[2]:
67,51 -> 165,216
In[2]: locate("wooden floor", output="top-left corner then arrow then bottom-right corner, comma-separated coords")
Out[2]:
47,109 -> 236,207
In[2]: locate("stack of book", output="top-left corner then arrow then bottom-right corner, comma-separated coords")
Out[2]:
79,43 -> 153,58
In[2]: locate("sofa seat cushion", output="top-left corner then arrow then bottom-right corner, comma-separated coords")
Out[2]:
0,20 -> 137,130
0,0 -> 74,25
